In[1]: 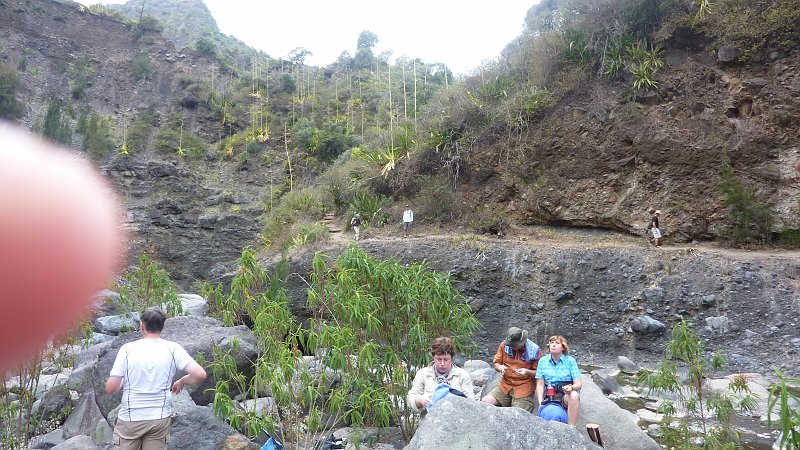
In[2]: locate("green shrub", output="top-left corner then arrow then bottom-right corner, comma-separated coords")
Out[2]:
777,229 -> 800,247
638,319 -> 758,449
132,53 -> 153,82
126,108 -> 157,153
155,115 -> 207,158
115,253 -> 183,318
76,109 -> 114,159
563,29 -> 594,65
413,175 -> 454,223
696,0 -> 800,57
0,63 -> 23,119
130,15 -> 164,41
288,223 -> 328,250
195,38 -> 218,56
350,190 -> 387,227
41,99 -> 72,145
208,246 -> 479,445
717,156 -> 773,244
768,368 -> 800,449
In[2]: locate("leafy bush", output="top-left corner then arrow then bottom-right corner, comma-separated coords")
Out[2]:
477,76 -> 513,102
195,38 -> 218,56
350,190 -> 388,227
41,99 -> 72,145
132,53 -> 153,82
0,63 -> 23,119
288,223 -> 328,250
155,114 -> 207,157
130,15 -> 164,41
413,175 -> 454,223
768,368 -> 800,449
563,29 -> 594,65
115,253 -> 183,318
467,208 -> 509,236
717,156 -> 773,244
638,319 -> 758,448
70,57 -> 93,100
76,109 -> 114,159
207,246 -> 479,445
126,108 -> 157,154
696,0 -> 800,57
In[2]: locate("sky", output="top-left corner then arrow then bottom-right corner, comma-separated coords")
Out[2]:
91,1 -> 537,76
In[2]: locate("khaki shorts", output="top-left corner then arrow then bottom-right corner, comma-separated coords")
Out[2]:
488,385 -> 537,412
113,416 -> 172,450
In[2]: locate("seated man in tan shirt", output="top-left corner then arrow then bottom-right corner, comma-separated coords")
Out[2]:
407,337 -> 477,411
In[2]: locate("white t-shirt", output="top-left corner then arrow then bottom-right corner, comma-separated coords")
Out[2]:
403,209 -> 414,222
110,338 -> 196,421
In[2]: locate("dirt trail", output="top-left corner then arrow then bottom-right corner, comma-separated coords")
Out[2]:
326,219 -> 800,261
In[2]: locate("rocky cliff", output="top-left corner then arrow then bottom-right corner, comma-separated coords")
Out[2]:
275,233 -> 800,374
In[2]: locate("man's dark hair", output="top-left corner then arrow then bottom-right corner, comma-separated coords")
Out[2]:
140,307 -> 167,333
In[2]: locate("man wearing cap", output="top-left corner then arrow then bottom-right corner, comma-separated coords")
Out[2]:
648,209 -> 662,247
481,327 -> 541,412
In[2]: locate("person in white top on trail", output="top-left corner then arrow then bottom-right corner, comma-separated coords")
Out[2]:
403,204 -> 414,237
106,307 -> 207,450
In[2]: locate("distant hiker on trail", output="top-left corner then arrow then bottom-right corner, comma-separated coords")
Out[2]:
535,335 -> 582,427
403,204 -> 414,237
481,327 -> 541,412
407,337 -> 476,412
647,209 -> 662,247
350,213 -> 361,241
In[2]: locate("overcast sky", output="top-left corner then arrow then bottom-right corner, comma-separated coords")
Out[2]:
92,1 -> 537,76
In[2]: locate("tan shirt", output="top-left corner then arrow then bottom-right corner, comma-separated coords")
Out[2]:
493,342 -> 539,398
407,364 -> 476,411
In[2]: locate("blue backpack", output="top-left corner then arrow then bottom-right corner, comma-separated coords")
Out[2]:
538,402 -> 568,424
261,432 -> 285,450
427,383 -> 468,411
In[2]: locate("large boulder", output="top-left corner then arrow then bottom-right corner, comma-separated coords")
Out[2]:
169,391 -> 259,450
51,435 -> 100,450
577,375 -> 660,450
92,316 -> 260,415
630,315 -> 666,334
404,396 -> 599,449
61,390 -> 109,441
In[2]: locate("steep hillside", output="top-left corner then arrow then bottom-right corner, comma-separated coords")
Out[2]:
108,0 -> 219,50
388,0 -> 799,247
1,0 -> 798,289
452,49 -> 800,240
0,0 -> 274,284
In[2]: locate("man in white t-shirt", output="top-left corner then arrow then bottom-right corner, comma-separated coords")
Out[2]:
106,307 -> 207,450
403,204 -> 414,237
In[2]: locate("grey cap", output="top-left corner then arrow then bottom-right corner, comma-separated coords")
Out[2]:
505,327 -> 527,347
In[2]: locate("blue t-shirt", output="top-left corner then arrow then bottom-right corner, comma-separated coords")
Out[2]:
535,353 -> 580,385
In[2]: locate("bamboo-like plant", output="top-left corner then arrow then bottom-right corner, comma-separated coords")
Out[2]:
768,368 -> 800,449
116,253 -> 183,318
638,319 -> 757,449
208,246 -> 479,446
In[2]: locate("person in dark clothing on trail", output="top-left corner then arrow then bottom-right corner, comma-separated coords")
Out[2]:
350,213 -> 362,241
648,209 -> 662,247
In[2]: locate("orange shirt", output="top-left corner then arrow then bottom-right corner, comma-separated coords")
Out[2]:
493,342 -> 539,398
